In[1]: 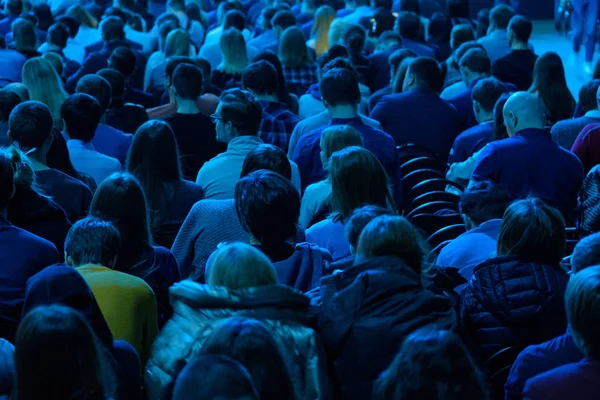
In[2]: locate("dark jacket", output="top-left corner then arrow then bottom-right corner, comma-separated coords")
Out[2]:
366,47 -> 399,93
145,282 -> 331,400
105,102 -> 149,134
318,255 -> 458,399
460,255 -> 569,360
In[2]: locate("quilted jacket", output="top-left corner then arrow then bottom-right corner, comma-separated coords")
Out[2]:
144,281 -> 331,400
460,255 -> 569,360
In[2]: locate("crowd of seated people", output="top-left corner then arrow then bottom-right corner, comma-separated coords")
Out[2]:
2,0 -> 600,399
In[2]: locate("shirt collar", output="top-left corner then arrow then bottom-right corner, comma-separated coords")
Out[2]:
227,135 -> 263,151
329,117 -> 363,126
515,128 -> 551,139
585,110 -> 600,119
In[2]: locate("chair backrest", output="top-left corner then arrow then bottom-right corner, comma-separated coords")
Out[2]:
409,213 -> 464,238
409,191 -> 460,214
400,156 -> 445,177
397,143 -> 438,165
428,239 -> 452,259
406,201 -> 459,220
408,178 -> 465,204
402,169 -> 445,195
426,224 -> 466,248
485,347 -> 524,400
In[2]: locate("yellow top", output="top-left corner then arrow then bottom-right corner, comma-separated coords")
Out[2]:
77,264 -> 158,365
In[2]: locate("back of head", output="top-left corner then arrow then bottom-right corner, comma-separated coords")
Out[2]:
343,24 -> 366,54
578,79 -> 600,114
0,146 -> 35,190
164,28 -> 190,58
492,93 -> 510,140
56,16 -> 80,38
192,57 -> 212,83
171,63 -> 203,101
207,242 -> 278,289
471,77 -> 508,113
60,93 -> 103,142
321,67 -> 360,108
571,233 -> 600,274
5,0 -> 22,16
235,170 -> 299,248
428,12 -> 451,42
565,266 -> 600,358
502,91 -> 546,135
508,15 -> 532,44
320,125 -> 363,163
498,198 -> 566,266
490,4 -> 515,30
242,60 -> 279,97
8,101 -> 54,151
3,83 -> 29,102
12,18 -> 37,52
101,16 -> 125,42
459,181 -> 511,227
218,88 -> 263,136
459,48 -> 491,75
14,304 -> 112,400
65,217 -> 121,268
32,3 -> 53,30
328,19 -> 350,48
454,41 -> 484,65
0,152 -> 14,211
48,22 -> 70,48
405,57 -> 442,93
220,28 -> 249,71
240,144 -> 292,179
0,90 -> 22,123
345,205 -> 392,251
223,9 -> 245,31
165,56 -> 193,85
128,120 -> 180,183
374,328 -> 488,400
66,5 -> 98,29
451,24 -> 475,51
317,44 -> 349,71
75,74 -> 112,111
200,317 -> 295,400
172,355 -> 259,400
271,10 -> 296,30
0,337 -> 14,397
396,11 -> 420,40
279,26 -> 309,67
109,46 -> 137,78
388,48 -> 416,73
377,31 -> 403,51
329,146 -> 393,220
96,69 -> 126,102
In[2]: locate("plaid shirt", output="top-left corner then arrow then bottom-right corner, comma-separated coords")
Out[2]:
259,101 -> 301,152
282,63 -> 319,96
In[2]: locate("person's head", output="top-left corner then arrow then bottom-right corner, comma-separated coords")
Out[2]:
319,125 -> 362,171
219,28 -> 249,74
488,4 -> 515,32
96,68 -> 126,105
493,93 -> 510,140
60,94 -> 103,142
395,11 -> 420,40
12,18 -> 37,52
345,205 -> 391,254
450,24 -> 475,51
271,10 -> 296,38
497,198 -> 566,266
0,90 -> 22,123
279,26 -> 311,68
564,266 -> 600,358
164,56 -> 193,90
192,57 -> 212,85
66,5 -> 98,29
471,77 -> 508,123
428,12 -> 451,44
213,89 -> 262,142
242,60 -> 278,98
475,8 -> 490,39
0,151 -> 14,213
459,181 -> 511,230
4,0 -> 22,16
376,31 -> 402,52
240,144 -> 292,180
170,63 -> 203,102
164,28 -> 191,58
311,5 -> 336,56
328,18 -> 349,47
507,15 -> 532,47
21,57 -> 68,126
343,23 -> 366,54
42,52 -> 63,77
108,46 -> 136,79
258,7 -> 277,31
64,217 -> 121,268
578,79 -> 600,114
216,0 -> 240,24
47,22 -> 70,50
7,101 -> 54,157
388,48 -> 416,85
157,19 -> 178,51
223,9 -> 245,32
236,170 -> 298,248
571,233 -> 600,274
356,215 -> 425,272
402,57 -> 442,93
329,146 -> 394,221
531,52 -> 575,123
172,355 -> 259,400
100,16 -> 125,42
502,91 -> 546,136
251,51 -> 292,104
200,317 -> 295,400
75,74 -> 112,111
317,44 -> 349,71
89,173 -> 153,268
391,55 -> 416,93
321,67 -> 360,112
0,338 -> 14,398
3,83 -> 29,102
459,48 -> 491,86
207,242 -> 278,289
373,328 -> 489,400
14,305 -> 114,400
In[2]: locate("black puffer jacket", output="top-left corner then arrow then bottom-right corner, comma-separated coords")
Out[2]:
318,256 -> 458,400
460,255 -> 569,361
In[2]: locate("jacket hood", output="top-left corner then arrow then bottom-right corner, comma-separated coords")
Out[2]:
469,255 -> 568,326
23,264 -> 114,349
169,281 -> 312,326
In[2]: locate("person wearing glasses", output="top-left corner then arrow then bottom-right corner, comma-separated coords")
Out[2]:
196,89 -> 301,200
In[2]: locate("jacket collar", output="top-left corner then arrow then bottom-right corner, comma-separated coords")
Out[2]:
226,135 -> 263,152
515,128 -> 551,139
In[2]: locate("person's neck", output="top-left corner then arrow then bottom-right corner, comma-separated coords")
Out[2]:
27,151 -> 49,171
254,93 -> 279,102
511,41 -> 528,50
476,112 -> 494,124
328,105 -> 359,119
176,99 -> 201,114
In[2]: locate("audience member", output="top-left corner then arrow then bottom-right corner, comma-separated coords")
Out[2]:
247,6 -> 279,50
477,4 -> 515,62
342,24 -> 371,86
11,18 -> 41,60
203,0 -> 251,46
443,24 -> 476,88
109,46 -> 157,109
65,6 -> 100,64
65,217 -> 158,365
0,0 -> 23,37
343,0 -> 374,24
319,215 -> 457,398
147,28 -> 192,96
394,11 -> 435,58
368,48 -> 416,112
146,242 -> 329,399
307,5 -> 336,57
492,15 -> 537,90
280,27 -> 319,96
0,90 -> 22,144
471,92 -> 584,218
441,40 -> 484,99
61,93 -> 123,185
45,22 -> 81,78
267,10 -> 297,54
367,32 -> 404,93
252,50 -> 299,114
211,28 -> 249,90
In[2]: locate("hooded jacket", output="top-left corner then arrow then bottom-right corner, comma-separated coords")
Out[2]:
318,255 -> 458,399
145,282 -> 331,400
460,255 -> 569,360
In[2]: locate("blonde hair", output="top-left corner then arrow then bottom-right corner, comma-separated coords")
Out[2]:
0,146 -> 35,188
279,27 -> 311,68
66,5 -> 98,29
164,28 -> 191,58
208,242 -> 278,290
328,19 -> 349,48
320,125 -> 363,171
13,18 -> 37,52
22,58 -> 68,129
311,6 -> 336,56
42,52 -> 63,77
219,28 -> 249,74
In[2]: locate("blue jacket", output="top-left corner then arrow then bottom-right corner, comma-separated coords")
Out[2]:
460,255 -> 569,360
370,88 -> 462,163
448,121 -> 494,165
523,357 -> 600,400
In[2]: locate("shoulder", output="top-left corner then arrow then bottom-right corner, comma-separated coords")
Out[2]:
296,128 -> 322,150
11,225 -> 58,257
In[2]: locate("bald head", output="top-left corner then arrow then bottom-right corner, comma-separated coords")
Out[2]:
502,92 -> 545,136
